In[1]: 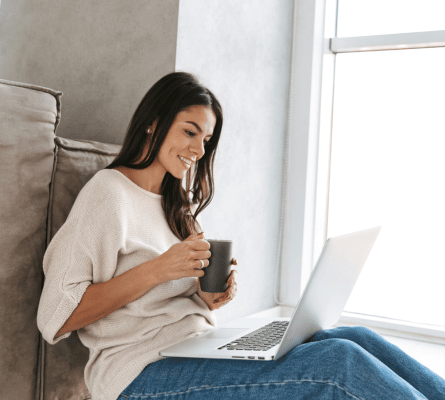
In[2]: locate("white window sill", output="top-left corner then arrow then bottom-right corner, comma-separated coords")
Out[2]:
248,306 -> 445,379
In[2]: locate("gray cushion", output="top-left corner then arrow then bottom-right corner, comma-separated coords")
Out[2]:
0,79 -> 61,400
42,137 -> 121,400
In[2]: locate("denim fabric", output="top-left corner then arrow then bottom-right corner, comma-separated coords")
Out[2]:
117,326 -> 445,399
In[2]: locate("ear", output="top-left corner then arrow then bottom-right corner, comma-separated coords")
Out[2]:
147,119 -> 158,134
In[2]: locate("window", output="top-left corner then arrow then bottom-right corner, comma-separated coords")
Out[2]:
279,0 -> 445,340
319,0 -> 445,329
337,0 -> 445,37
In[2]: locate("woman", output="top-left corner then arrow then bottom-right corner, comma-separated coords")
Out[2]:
37,72 -> 445,400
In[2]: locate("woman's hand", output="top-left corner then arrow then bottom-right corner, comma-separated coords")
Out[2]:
197,259 -> 238,311
154,232 -> 210,283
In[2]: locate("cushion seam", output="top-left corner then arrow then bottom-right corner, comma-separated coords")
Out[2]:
45,141 -> 59,248
39,139 -> 58,400
55,142 -> 119,156
0,78 -> 62,97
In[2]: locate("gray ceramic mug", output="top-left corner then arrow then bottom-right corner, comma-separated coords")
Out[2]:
199,239 -> 232,293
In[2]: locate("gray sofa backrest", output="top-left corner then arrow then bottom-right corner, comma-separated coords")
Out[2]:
0,79 -> 121,400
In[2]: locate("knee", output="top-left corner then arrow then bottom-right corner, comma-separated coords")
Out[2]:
319,337 -> 363,354
312,326 -> 378,343
309,338 -> 369,370
340,326 -> 378,341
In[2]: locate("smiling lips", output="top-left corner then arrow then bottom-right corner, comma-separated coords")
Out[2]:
178,156 -> 195,168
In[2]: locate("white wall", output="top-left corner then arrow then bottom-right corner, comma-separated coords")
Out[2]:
176,0 -> 294,322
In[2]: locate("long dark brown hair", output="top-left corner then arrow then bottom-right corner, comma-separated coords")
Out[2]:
106,72 -> 223,240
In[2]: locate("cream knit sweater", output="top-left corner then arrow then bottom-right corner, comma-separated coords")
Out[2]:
37,169 -> 216,400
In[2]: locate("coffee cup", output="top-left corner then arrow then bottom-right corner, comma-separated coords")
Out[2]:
199,239 -> 232,293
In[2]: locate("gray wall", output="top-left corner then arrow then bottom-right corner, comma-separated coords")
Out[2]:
0,0 -> 179,145
176,0 -> 294,323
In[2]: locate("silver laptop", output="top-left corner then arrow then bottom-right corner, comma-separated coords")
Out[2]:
161,226 -> 381,361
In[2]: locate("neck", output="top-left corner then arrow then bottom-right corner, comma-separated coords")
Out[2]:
115,165 -> 166,195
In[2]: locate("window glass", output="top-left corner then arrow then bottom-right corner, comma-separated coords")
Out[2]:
337,0 -> 445,37
328,47 -> 445,326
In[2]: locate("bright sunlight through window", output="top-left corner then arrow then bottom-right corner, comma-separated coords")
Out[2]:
327,1 -> 445,327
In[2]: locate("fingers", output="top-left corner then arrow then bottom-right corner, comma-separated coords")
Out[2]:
213,289 -> 237,305
231,258 -> 238,265
186,264 -> 206,278
228,269 -> 238,284
226,284 -> 238,301
226,270 -> 238,298
213,270 -> 238,305
194,258 -> 209,270
181,239 -> 211,275
193,249 -> 211,261
183,235 -> 210,251
184,232 -> 205,242
191,238 -> 210,251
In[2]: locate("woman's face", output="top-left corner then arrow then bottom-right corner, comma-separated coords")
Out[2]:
155,105 -> 216,179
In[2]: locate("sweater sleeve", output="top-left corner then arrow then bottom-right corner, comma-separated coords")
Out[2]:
37,177 -> 123,344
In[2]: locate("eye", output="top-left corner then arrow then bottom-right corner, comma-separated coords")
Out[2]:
186,129 -> 211,146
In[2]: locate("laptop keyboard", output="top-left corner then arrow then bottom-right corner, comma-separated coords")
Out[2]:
217,321 -> 289,352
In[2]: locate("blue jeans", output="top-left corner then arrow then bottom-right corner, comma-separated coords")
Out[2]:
117,326 -> 445,399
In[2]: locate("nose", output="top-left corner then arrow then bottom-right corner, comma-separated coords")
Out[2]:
190,137 -> 206,159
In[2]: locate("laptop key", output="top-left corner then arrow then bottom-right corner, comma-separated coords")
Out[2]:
218,321 -> 289,352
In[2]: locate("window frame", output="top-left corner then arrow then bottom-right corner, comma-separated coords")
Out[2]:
279,0 -> 445,343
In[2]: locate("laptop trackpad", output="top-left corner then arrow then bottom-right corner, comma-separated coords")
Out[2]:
203,328 -> 249,339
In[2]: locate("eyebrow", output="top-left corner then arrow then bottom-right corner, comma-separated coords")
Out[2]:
185,121 -> 213,137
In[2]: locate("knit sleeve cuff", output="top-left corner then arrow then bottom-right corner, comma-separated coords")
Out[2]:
41,281 -> 91,345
